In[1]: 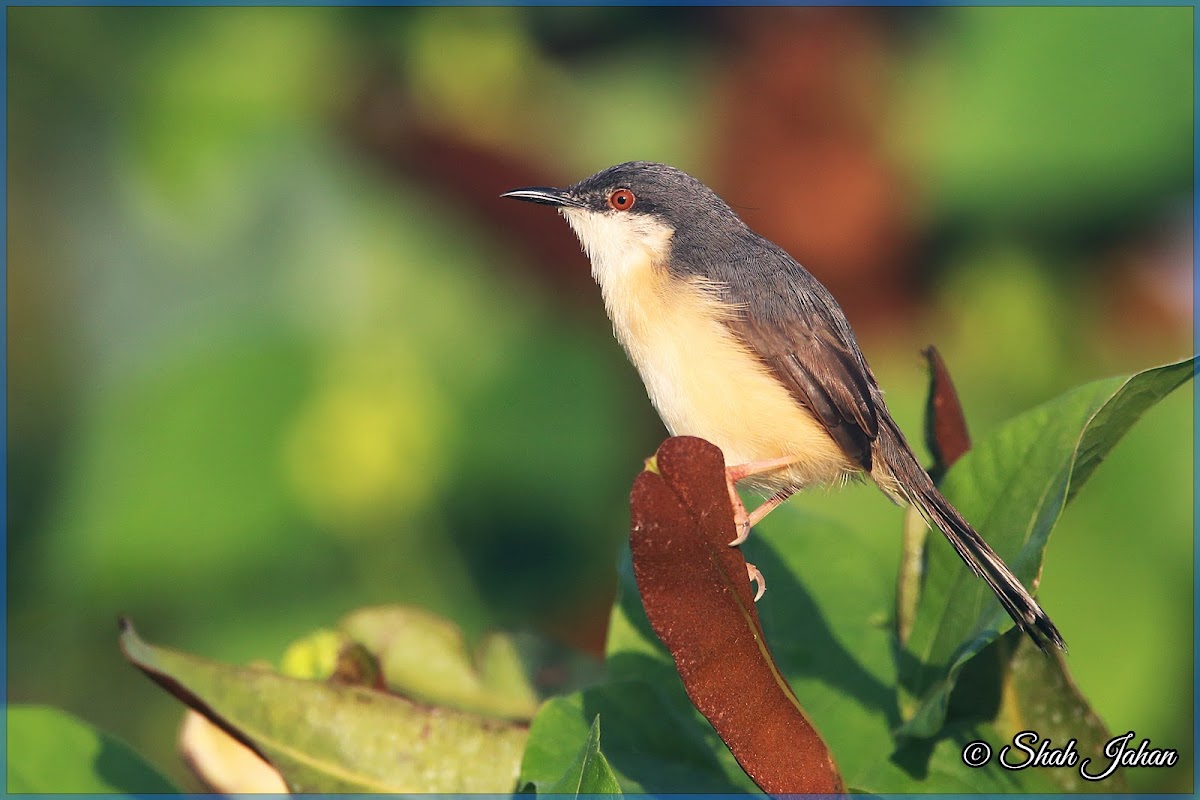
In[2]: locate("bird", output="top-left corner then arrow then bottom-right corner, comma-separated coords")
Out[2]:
502,161 -> 1064,652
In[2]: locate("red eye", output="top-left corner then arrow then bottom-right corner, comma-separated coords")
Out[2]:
607,188 -> 636,211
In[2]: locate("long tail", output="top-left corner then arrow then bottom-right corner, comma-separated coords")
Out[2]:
876,418 -> 1065,652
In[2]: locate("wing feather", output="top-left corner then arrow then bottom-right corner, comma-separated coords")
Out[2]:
711,239 -> 881,471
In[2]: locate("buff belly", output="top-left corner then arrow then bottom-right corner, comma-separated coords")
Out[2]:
600,262 -> 859,493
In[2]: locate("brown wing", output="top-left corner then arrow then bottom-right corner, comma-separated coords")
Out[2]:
669,226 -> 882,471
725,312 -> 878,471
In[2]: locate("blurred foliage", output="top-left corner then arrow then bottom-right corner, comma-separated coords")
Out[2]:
897,7 -> 1191,233
7,6 -> 1192,792
7,705 -> 177,793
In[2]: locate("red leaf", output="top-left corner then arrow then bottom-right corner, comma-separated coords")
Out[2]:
922,345 -> 971,475
629,436 -> 845,794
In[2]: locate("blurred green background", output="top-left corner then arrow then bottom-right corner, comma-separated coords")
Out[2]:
7,6 -> 1192,792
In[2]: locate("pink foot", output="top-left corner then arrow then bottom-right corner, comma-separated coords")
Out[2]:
727,474 -> 752,546
724,456 -> 799,547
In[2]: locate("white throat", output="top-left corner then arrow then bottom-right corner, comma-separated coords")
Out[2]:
560,208 -> 675,289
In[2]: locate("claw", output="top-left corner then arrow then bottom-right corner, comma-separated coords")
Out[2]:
747,563 -> 766,601
729,513 -> 751,547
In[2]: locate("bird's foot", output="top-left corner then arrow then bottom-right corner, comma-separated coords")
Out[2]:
725,456 -> 801,546
726,475 -> 752,546
747,563 -> 766,601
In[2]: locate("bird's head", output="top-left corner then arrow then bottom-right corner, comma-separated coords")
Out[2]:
503,161 -> 744,281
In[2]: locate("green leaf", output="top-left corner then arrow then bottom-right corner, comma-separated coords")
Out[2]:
1000,632 -> 1130,792
119,618 -> 528,792
545,523 -> 1043,792
737,513 -> 1052,792
898,357 -> 1195,737
335,604 -> 604,721
519,360 -> 1188,793
337,605 -> 539,720
7,704 -> 177,794
519,682 -> 751,793
545,716 -> 622,795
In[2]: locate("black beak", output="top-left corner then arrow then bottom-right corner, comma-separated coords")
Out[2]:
500,186 -> 587,209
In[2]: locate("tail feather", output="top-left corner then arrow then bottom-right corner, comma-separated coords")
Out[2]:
879,422 -> 1065,652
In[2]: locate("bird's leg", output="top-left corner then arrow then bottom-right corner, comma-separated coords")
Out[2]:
748,487 -> 797,527
725,480 -> 752,544
725,455 -> 801,546
728,487 -> 798,547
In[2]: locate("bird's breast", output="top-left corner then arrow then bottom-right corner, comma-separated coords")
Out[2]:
596,254 -> 857,491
